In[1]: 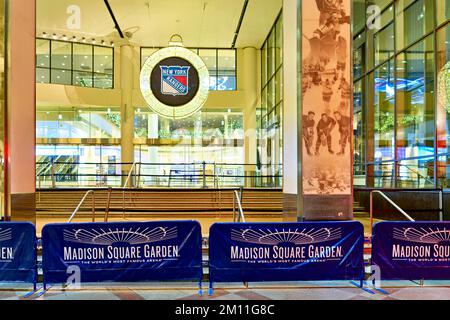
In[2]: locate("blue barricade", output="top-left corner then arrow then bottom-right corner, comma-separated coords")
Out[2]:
209,221 -> 364,284
42,221 -> 203,285
0,222 -> 37,286
372,221 -> 450,280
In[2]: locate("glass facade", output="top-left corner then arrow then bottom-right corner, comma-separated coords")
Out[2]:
259,12 -> 283,188
141,48 -> 237,91
36,106 -> 245,188
353,0 -> 450,188
36,38 -> 114,89
36,105 -> 121,139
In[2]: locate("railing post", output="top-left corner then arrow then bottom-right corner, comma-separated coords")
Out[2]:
137,162 -> 142,188
104,188 -> 112,222
122,190 -> 125,219
213,163 -> 217,189
92,191 -> 96,222
202,161 -> 206,189
370,191 -> 374,243
233,191 -> 236,222
51,163 -> 56,189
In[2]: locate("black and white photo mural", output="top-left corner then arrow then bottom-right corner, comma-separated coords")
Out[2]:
301,0 -> 353,220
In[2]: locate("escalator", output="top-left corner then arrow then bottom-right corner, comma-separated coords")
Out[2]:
36,156 -> 80,186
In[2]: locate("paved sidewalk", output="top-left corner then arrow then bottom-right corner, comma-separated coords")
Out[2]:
1,281 -> 450,300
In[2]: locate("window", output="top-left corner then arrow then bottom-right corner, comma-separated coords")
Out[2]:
36,38 -> 114,89
437,22 -> 450,188
437,0 -> 450,25
259,11 -> 283,188
217,50 -> 236,91
395,0 -> 434,51
373,5 -> 394,67
36,106 -> 121,139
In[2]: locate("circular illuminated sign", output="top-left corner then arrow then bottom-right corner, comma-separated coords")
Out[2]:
140,46 -> 210,119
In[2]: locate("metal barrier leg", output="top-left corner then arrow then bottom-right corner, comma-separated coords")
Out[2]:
198,280 -> 203,296
208,282 -> 214,296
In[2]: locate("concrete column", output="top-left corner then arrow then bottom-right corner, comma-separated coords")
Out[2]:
120,45 -> 135,186
242,47 -> 258,187
6,0 -> 36,223
282,0 -> 300,221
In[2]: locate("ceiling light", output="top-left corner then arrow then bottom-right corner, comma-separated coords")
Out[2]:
110,42 -> 114,47
52,34 -> 58,40
62,35 -> 68,41
92,39 -> 96,44
42,32 -> 47,38
72,36 -> 77,42
82,37 -> 86,43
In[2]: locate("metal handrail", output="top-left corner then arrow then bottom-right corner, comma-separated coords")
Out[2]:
123,162 -> 138,189
369,190 -> 415,237
401,164 -> 434,186
233,188 -> 246,223
104,188 -> 113,222
68,190 -> 95,223
121,162 -> 138,218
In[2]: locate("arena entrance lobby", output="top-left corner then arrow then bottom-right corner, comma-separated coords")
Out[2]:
0,0 -> 449,303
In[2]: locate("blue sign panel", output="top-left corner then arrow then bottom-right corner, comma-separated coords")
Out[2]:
0,222 -> 37,284
42,221 -> 202,284
209,221 -> 364,283
372,222 -> 450,280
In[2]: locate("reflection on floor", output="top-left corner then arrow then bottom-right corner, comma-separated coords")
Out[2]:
2,281 -> 450,300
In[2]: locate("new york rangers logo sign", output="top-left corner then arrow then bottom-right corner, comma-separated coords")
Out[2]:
160,66 -> 190,96
140,46 -> 209,119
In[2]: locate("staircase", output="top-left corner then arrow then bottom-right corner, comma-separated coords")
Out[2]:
353,201 -> 369,219
36,188 -> 284,219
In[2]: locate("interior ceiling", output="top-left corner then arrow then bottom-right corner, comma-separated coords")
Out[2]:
37,0 -> 282,48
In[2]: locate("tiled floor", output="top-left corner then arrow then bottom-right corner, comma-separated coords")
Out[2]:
2,281 -> 450,300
